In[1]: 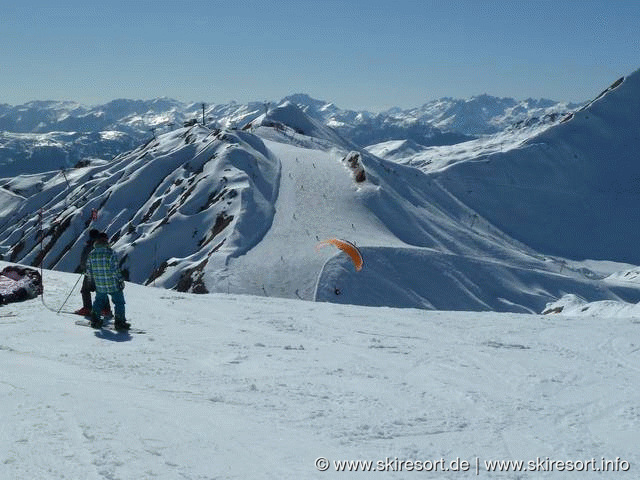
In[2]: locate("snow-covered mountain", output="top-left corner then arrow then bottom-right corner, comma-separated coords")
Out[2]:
0,98 -> 186,135
279,93 -> 476,148
366,111 -> 567,172
0,92 -> 578,176
388,94 -> 581,136
0,124 -> 280,293
1,69 -> 640,313
0,130 -> 137,176
1,93 -> 574,138
432,74 -> 639,264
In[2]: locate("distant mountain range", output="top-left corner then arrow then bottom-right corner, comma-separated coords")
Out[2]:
0,93 -> 580,175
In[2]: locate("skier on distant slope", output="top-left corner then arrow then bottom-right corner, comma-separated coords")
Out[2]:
86,233 -> 130,330
74,229 -> 112,317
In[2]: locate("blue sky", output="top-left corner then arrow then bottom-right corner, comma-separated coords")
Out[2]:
2,0 -> 639,110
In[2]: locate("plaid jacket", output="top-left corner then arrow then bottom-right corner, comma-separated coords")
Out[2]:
86,245 -> 123,293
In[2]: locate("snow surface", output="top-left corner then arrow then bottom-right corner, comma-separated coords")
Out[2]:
398,94 -> 578,136
1,262 -> 639,479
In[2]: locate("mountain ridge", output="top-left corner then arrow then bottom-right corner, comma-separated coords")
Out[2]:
0,92 -> 577,177
0,91 -> 575,138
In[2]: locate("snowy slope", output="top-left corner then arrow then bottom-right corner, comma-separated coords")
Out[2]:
433,71 -> 640,263
366,115 -> 566,172
3,80 -> 640,313
0,125 -> 280,294
0,264 -> 638,479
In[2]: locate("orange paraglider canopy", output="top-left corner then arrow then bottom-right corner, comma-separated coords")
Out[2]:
316,238 -> 363,271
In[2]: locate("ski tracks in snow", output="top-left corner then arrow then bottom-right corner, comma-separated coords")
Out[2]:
2,265 -> 640,478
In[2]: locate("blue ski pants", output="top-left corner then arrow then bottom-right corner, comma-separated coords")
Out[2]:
93,290 -> 125,319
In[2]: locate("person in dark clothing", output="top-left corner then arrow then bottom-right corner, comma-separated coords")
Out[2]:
74,229 -> 112,317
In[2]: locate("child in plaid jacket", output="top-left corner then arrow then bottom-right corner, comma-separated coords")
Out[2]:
86,233 -> 130,330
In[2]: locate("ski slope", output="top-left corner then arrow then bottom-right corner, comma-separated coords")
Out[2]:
208,137 -> 403,300
1,263 -> 638,479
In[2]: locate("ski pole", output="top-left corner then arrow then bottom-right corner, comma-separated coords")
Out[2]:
57,272 -> 84,313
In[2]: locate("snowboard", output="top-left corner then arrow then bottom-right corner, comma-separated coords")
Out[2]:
75,319 -> 146,334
